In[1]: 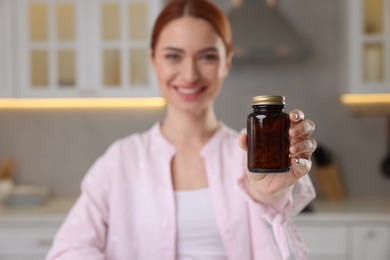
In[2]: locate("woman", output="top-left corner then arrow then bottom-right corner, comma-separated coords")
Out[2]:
47,0 -> 316,259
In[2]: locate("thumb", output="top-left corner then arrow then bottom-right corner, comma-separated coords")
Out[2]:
239,130 -> 248,151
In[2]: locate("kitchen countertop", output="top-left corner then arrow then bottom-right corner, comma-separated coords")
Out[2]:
297,197 -> 390,222
1,197 -> 390,222
0,196 -> 76,222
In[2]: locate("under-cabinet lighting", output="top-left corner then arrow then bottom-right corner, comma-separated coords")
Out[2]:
340,93 -> 390,105
0,97 -> 166,109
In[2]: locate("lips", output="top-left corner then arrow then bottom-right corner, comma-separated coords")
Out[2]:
173,85 -> 207,100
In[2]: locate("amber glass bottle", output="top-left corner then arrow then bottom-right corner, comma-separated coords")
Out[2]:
247,95 -> 290,173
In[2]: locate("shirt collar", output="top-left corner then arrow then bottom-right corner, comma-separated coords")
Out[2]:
150,122 -> 176,157
150,121 -> 228,158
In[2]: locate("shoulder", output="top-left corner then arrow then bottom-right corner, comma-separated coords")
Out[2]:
101,125 -> 156,161
84,124 -> 156,173
82,124 -> 158,182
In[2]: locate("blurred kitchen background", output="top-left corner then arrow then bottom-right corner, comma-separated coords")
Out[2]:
0,0 -> 388,197
0,0 -> 389,259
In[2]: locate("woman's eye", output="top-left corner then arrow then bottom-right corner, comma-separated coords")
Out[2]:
166,53 -> 180,61
201,54 -> 218,61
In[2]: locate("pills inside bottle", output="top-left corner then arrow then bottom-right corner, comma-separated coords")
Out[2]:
247,95 -> 290,173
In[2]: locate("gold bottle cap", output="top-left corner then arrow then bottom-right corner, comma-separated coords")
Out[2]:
252,95 -> 285,106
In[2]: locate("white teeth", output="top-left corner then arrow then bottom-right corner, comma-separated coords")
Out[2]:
177,87 -> 201,94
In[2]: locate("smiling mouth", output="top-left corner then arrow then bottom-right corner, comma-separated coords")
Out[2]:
174,86 -> 207,95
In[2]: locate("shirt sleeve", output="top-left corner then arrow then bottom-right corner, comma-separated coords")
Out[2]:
45,153 -> 113,260
238,173 -> 316,260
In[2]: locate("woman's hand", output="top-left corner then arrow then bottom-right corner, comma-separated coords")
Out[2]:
239,109 -> 317,204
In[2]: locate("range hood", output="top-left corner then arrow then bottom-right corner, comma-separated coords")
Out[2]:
227,0 -> 310,63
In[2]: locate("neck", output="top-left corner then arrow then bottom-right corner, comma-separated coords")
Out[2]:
161,105 -> 219,147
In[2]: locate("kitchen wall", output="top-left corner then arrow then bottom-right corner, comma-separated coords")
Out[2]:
0,0 -> 389,197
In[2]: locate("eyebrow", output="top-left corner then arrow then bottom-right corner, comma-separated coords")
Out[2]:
162,47 -> 184,53
198,47 -> 218,53
162,46 -> 218,53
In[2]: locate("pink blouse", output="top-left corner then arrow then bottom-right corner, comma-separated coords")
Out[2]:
46,122 -> 315,260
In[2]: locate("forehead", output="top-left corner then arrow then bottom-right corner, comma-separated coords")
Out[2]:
156,16 -> 224,51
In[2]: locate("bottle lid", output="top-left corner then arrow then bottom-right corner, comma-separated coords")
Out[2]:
252,95 -> 285,106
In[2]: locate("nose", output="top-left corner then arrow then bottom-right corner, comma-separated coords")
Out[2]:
181,59 -> 200,83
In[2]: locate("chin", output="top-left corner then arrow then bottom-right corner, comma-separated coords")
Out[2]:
171,100 -> 210,116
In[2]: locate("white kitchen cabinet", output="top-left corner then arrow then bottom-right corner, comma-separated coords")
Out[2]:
0,218 -> 62,260
296,222 -> 390,260
297,221 -> 390,260
15,0 -> 83,98
351,224 -> 390,260
0,0 -> 13,97
295,199 -> 390,260
346,0 -> 390,93
296,223 -> 348,260
0,198 -> 75,260
7,0 -> 161,98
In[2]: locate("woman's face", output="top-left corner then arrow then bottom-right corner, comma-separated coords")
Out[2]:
151,16 -> 231,114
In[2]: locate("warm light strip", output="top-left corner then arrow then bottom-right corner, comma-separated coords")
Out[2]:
340,93 -> 390,105
0,97 -> 166,109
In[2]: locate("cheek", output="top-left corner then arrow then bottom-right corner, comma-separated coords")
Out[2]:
154,63 -> 175,83
203,62 -> 225,78
204,59 -> 228,80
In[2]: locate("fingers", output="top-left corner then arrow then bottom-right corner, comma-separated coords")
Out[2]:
290,157 -> 312,178
288,109 -> 316,178
290,137 -> 317,158
289,109 -> 305,123
289,119 -> 316,139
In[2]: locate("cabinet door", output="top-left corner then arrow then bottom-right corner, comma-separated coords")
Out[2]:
0,227 -> 58,259
351,224 -> 390,260
0,0 -> 13,97
16,0 -> 84,98
14,0 -> 161,98
296,224 -> 348,260
347,0 -> 390,93
92,0 -> 161,97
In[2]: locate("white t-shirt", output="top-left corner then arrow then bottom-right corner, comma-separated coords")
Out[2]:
175,188 -> 228,260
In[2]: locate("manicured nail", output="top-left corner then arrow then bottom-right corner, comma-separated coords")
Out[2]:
294,113 -> 300,121
294,158 -> 300,165
295,158 -> 306,167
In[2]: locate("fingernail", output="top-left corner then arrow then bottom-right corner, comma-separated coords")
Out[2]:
295,158 -> 307,168
295,158 -> 306,167
294,113 -> 300,121
294,158 -> 300,166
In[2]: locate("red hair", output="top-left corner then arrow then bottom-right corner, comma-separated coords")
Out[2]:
150,0 -> 232,56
